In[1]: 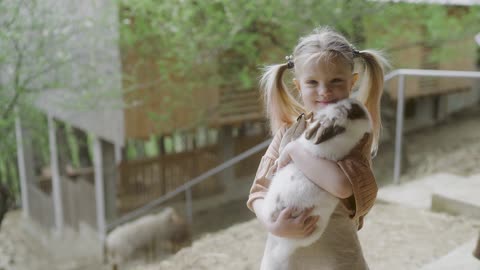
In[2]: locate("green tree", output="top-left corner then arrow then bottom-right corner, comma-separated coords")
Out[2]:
118,0 -> 479,128
0,0 -> 121,203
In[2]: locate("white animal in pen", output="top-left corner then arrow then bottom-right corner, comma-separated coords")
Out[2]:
262,98 -> 372,268
105,207 -> 190,269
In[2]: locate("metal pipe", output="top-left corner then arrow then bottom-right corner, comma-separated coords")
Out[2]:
185,188 -> 193,225
393,75 -> 405,184
393,69 -> 480,79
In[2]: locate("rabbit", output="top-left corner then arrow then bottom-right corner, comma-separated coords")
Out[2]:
262,98 -> 372,268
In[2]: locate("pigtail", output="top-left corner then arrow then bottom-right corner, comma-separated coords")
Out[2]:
356,49 -> 389,156
259,63 -> 304,136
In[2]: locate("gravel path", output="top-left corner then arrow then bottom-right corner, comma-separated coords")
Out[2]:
134,203 -> 480,270
0,211 -> 109,270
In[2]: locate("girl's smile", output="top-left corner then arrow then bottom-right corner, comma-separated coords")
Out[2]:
316,99 -> 338,105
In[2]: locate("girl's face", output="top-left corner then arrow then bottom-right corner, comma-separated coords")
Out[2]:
294,57 -> 358,112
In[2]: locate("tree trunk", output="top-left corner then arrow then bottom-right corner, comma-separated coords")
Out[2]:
218,125 -> 235,194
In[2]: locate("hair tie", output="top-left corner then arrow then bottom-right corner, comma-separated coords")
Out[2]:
351,47 -> 361,58
285,55 -> 294,69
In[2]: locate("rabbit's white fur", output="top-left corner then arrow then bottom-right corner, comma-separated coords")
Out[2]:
261,99 -> 371,269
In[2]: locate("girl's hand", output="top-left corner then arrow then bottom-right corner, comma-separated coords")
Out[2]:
265,207 -> 320,239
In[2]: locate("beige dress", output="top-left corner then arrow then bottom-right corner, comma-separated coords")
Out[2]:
246,114 -> 378,270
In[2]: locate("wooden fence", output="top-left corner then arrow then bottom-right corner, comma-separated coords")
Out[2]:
117,134 -> 266,214
117,146 -> 221,214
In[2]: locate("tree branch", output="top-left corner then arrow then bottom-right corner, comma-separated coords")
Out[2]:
1,0 -> 24,30
2,39 -> 24,120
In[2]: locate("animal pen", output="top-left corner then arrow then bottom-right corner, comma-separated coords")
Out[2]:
14,85 -> 269,242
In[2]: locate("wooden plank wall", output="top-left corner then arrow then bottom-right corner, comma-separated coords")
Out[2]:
27,184 -> 55,229
386,38 -> 476,99
61,177 -> 97,230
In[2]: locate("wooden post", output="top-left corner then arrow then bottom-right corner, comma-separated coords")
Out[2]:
48,115 -> 65,233
15,109 -> 36,218
218,125 -> 235,194
158,135 -> 167,195
93,137 -> 106,241
101,139 -> 118,221
93,137 -> 118,241
156,135 -> 165,156
114,144 -> 122,164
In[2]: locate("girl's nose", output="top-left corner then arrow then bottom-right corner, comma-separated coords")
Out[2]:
316,83 -> 329,95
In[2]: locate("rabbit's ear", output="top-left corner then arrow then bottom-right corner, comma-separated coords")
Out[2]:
347,103 -> 368,120
305,120 -> 320,140
314,125 -> 346,144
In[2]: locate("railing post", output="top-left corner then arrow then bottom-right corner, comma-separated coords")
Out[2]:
48,115 -> 65,233
93,137 -> 107,242
185,188 -> 193,225
15,108 -> 32,218
394,75 -> 405,184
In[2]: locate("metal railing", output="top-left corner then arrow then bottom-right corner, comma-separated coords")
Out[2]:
385,69 -> 480,184
106,139 -> 272,230
107,68 -> 480,231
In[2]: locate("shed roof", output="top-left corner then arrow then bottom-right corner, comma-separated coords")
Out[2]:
34,89 -> 125,146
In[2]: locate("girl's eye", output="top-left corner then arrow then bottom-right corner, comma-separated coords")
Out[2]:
306,80 -> 317,85
331,78 -> 343,83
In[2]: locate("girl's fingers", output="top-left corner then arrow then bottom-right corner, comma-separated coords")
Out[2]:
305,224 -> 317,236
304,216 -> 319,231
278,207 -> 294,221
297,207 -> 314,223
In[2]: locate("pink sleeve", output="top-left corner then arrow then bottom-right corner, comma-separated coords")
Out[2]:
246,124 -> 288,212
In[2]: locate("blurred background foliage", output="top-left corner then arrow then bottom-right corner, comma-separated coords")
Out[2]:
1,0 -> 479,204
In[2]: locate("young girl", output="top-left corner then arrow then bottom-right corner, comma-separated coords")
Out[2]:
246,26 -> 387,270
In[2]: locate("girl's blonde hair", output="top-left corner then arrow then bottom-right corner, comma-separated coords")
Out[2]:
259,26 -> 388,155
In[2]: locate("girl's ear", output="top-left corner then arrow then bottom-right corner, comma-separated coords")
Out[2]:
293,78 -> 301,92
351,73 -> 359,89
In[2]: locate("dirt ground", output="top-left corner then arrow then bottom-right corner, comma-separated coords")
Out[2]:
135,203 -> 480,270
0,211 -> 109,270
